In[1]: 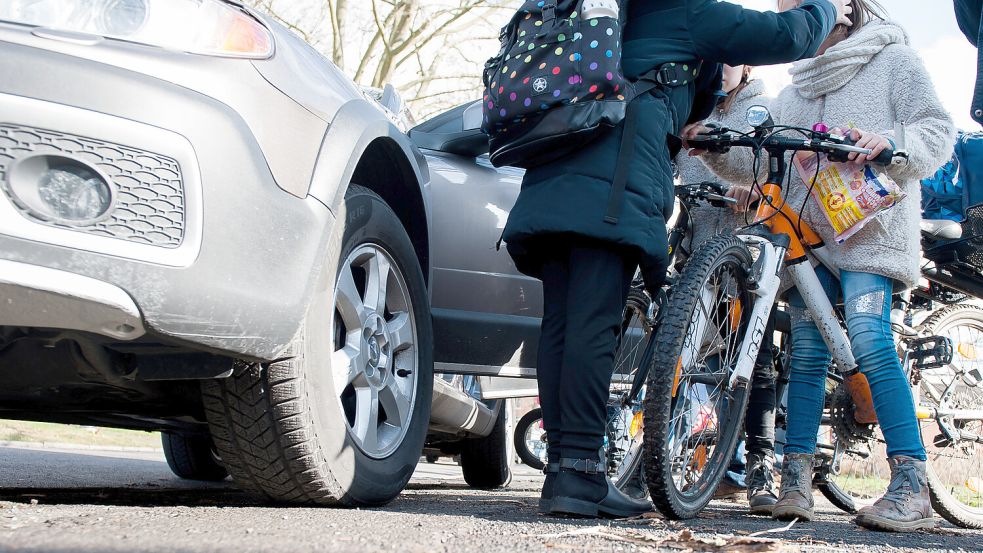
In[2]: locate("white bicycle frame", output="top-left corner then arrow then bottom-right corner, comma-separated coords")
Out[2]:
721,235 -> 858,391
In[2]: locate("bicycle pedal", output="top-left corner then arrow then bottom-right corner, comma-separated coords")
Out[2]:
909,335 -> 954,369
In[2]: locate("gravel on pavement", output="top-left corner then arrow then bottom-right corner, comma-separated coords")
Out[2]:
0,445 -> 978,553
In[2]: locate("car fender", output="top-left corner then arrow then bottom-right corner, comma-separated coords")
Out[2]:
309,99 -> 430,214
308,99 -> 433,289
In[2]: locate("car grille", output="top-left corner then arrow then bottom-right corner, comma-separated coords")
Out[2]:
0,123 -> 186,248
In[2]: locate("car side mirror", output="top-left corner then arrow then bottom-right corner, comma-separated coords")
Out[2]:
462,101 -> 483,131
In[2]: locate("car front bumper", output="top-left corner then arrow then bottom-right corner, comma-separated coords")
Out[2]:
0,34 -> 335,361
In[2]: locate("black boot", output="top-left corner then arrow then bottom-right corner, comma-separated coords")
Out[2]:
539,452 -> 560,513
746,452 -> 778,515
549,456 -> 651,518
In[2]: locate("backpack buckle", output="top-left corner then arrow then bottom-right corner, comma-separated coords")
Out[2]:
542,3 -> 557,25
656,65 -> 679,87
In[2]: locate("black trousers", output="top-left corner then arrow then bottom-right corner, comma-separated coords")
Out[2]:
746,311 -> 778,457
537,238 -> 638,459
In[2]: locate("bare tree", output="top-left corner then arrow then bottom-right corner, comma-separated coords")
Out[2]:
248,0 -> 511,119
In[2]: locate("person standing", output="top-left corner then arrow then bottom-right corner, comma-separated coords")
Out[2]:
954,0 -> 983,125
501,0 -> 852,519
692,0 -> 956,532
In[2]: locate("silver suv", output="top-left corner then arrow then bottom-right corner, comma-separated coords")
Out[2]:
0,1 -> 539,505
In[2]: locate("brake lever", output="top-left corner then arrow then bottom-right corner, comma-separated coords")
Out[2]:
705,193 -> 737,205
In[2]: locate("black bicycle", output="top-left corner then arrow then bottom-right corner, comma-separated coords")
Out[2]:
600,181 -> 739,498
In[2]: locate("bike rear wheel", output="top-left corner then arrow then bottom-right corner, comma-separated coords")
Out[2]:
607,287 -> 654,498
818,382 -> 885,513
643,236 -> 754,519
514,407 -> 547,471
918,304 -> 983,528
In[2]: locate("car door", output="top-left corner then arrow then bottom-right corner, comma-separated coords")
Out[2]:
410,103 -> 542,379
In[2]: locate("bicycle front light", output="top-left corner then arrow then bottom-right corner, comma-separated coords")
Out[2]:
0,0 -> 273,59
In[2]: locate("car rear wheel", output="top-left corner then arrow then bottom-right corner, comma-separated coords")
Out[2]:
161,432 -> 228,482
201,185 -> 433,506
460,402 -> 512,489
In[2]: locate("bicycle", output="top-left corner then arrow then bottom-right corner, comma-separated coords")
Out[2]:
640,105 -> 983,525
581,181 -> 739,496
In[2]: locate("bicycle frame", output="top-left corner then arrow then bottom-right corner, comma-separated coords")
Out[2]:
724,151 -> 861,391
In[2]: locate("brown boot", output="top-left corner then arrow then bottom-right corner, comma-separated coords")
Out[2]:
746,453 -> 778,515
855,456 -> 936,532
772,453 -> 815,521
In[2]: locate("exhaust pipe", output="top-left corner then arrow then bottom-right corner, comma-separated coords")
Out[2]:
429,378 -> 498,438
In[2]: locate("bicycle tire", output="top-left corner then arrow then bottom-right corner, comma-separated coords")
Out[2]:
514,408 -> 547,471
643,235 -> 755,519
918,303 -> 983,529
817,478 -> 858,514
607,288 -> 654,493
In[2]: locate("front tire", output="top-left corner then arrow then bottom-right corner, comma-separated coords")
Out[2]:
202,185 -> 433,506
514,407 -> 547,471
643,236 -> 754,519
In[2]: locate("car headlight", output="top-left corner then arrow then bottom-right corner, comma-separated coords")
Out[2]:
0,0 -> 273,59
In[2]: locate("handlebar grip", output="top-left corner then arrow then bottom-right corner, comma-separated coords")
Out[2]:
686,135 -> 729,153
837,134 -> 897,166
870,147 -> 896,166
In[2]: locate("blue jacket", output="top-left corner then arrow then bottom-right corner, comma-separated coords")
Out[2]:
502,0 -> 836,287
955,0 -> 983,125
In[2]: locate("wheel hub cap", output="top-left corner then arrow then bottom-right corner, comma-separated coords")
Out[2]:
332,244 -> 418,459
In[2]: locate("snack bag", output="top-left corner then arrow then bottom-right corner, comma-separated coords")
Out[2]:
794,153 -> 905,243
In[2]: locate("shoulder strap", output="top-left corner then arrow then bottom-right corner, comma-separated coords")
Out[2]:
604,63 -> 700,224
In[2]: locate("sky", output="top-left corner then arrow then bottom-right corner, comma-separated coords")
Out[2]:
737,0 -> 979,130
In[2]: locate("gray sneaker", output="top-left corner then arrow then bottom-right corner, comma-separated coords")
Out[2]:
746,452 -> 778,515
772,453 -> 815,521
855,456 -> 936,532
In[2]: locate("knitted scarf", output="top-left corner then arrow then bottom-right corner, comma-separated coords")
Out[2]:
789,20 -> 909,99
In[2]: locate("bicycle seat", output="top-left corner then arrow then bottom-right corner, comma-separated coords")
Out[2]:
920,219 -> 963,241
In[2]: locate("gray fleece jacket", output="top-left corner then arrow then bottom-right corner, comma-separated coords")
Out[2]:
675,79 -> 769,253
704,21 -> 956,289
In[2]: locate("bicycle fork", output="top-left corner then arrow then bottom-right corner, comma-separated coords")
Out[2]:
727,235 -> 785,390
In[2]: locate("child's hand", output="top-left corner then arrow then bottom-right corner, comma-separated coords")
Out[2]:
834,127 -> 892,163
726,186 -> 759,213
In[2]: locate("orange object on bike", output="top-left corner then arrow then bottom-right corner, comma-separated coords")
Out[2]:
753,183 -> 824,263
844,372 -> 879,424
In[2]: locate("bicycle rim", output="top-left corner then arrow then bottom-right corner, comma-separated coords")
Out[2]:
607,288 -> 652,493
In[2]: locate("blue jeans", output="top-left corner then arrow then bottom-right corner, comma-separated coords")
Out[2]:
784,267 -> 926,460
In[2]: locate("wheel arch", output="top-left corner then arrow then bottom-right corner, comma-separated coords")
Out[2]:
308,99 -> 432,285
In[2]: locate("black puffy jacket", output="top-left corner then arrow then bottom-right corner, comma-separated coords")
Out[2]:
954,0 -> 983,125
503,0 -> 836,287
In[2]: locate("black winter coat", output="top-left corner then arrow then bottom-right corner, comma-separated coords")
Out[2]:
502,0 -> 836,288
954,0 -> 983,125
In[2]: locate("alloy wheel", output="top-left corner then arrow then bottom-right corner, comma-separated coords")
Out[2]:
333,244 -> 419,459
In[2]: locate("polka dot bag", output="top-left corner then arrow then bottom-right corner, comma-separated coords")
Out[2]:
482,0 -> 629,169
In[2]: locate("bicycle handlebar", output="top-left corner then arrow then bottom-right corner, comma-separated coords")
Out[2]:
674,181 -> 737,208
687,127 -> 906,167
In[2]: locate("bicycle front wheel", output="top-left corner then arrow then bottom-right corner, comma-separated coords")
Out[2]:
643,236 -> 755,519
513,407 -> 547,471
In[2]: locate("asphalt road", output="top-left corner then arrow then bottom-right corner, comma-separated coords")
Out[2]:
0,444 -> 979,553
